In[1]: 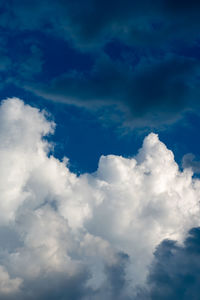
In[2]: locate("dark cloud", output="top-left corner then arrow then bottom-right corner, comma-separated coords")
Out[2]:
19,270 -> 91,300
0,253 -> 130,300
0,269 -> 91,300
1,0 -> 200,48
0,1 -> 200,128
101,252 -> 130,299
25,54 -> 200,127
137,228 -> 200,300
60,0 -> 200,48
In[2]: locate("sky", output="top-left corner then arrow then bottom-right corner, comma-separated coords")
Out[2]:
1,1 -> 200,299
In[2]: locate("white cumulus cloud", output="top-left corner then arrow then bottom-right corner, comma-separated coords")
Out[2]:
0,97 -> 199,299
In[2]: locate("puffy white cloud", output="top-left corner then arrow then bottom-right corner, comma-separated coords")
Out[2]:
0,97 -> 199,299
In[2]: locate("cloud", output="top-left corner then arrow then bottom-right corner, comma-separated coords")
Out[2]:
0,98 -> 200,298
26,54 -> 200,127
182,153 -> 200,174
0,266 -> 22,295
3,0 -> 200,48
137,227 -> 200,299
1,2 -> 200,128
60,0 -> 200,48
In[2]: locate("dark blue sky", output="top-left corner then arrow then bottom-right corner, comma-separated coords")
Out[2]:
1,0 -> 200,173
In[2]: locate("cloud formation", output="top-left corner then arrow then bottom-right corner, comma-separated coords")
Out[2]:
3,0 -> 200,48
137,227 -> 200,299
0,98 -> 199,299
27,54 -> 200,127
1,1 -> 200,127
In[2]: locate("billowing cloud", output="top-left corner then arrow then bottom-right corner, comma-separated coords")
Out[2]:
0,98 -> 200,299
137,227 -> 200,299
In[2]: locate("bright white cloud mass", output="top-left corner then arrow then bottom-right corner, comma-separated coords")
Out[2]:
0,98 -> 199,299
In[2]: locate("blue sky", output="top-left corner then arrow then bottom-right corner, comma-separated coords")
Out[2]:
1,1 -> 200,299
1,0 -> 200,174
0,1 -> 199,176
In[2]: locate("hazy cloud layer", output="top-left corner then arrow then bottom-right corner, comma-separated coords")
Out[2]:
27,54 -> 200,127
0,98 -> 199,299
